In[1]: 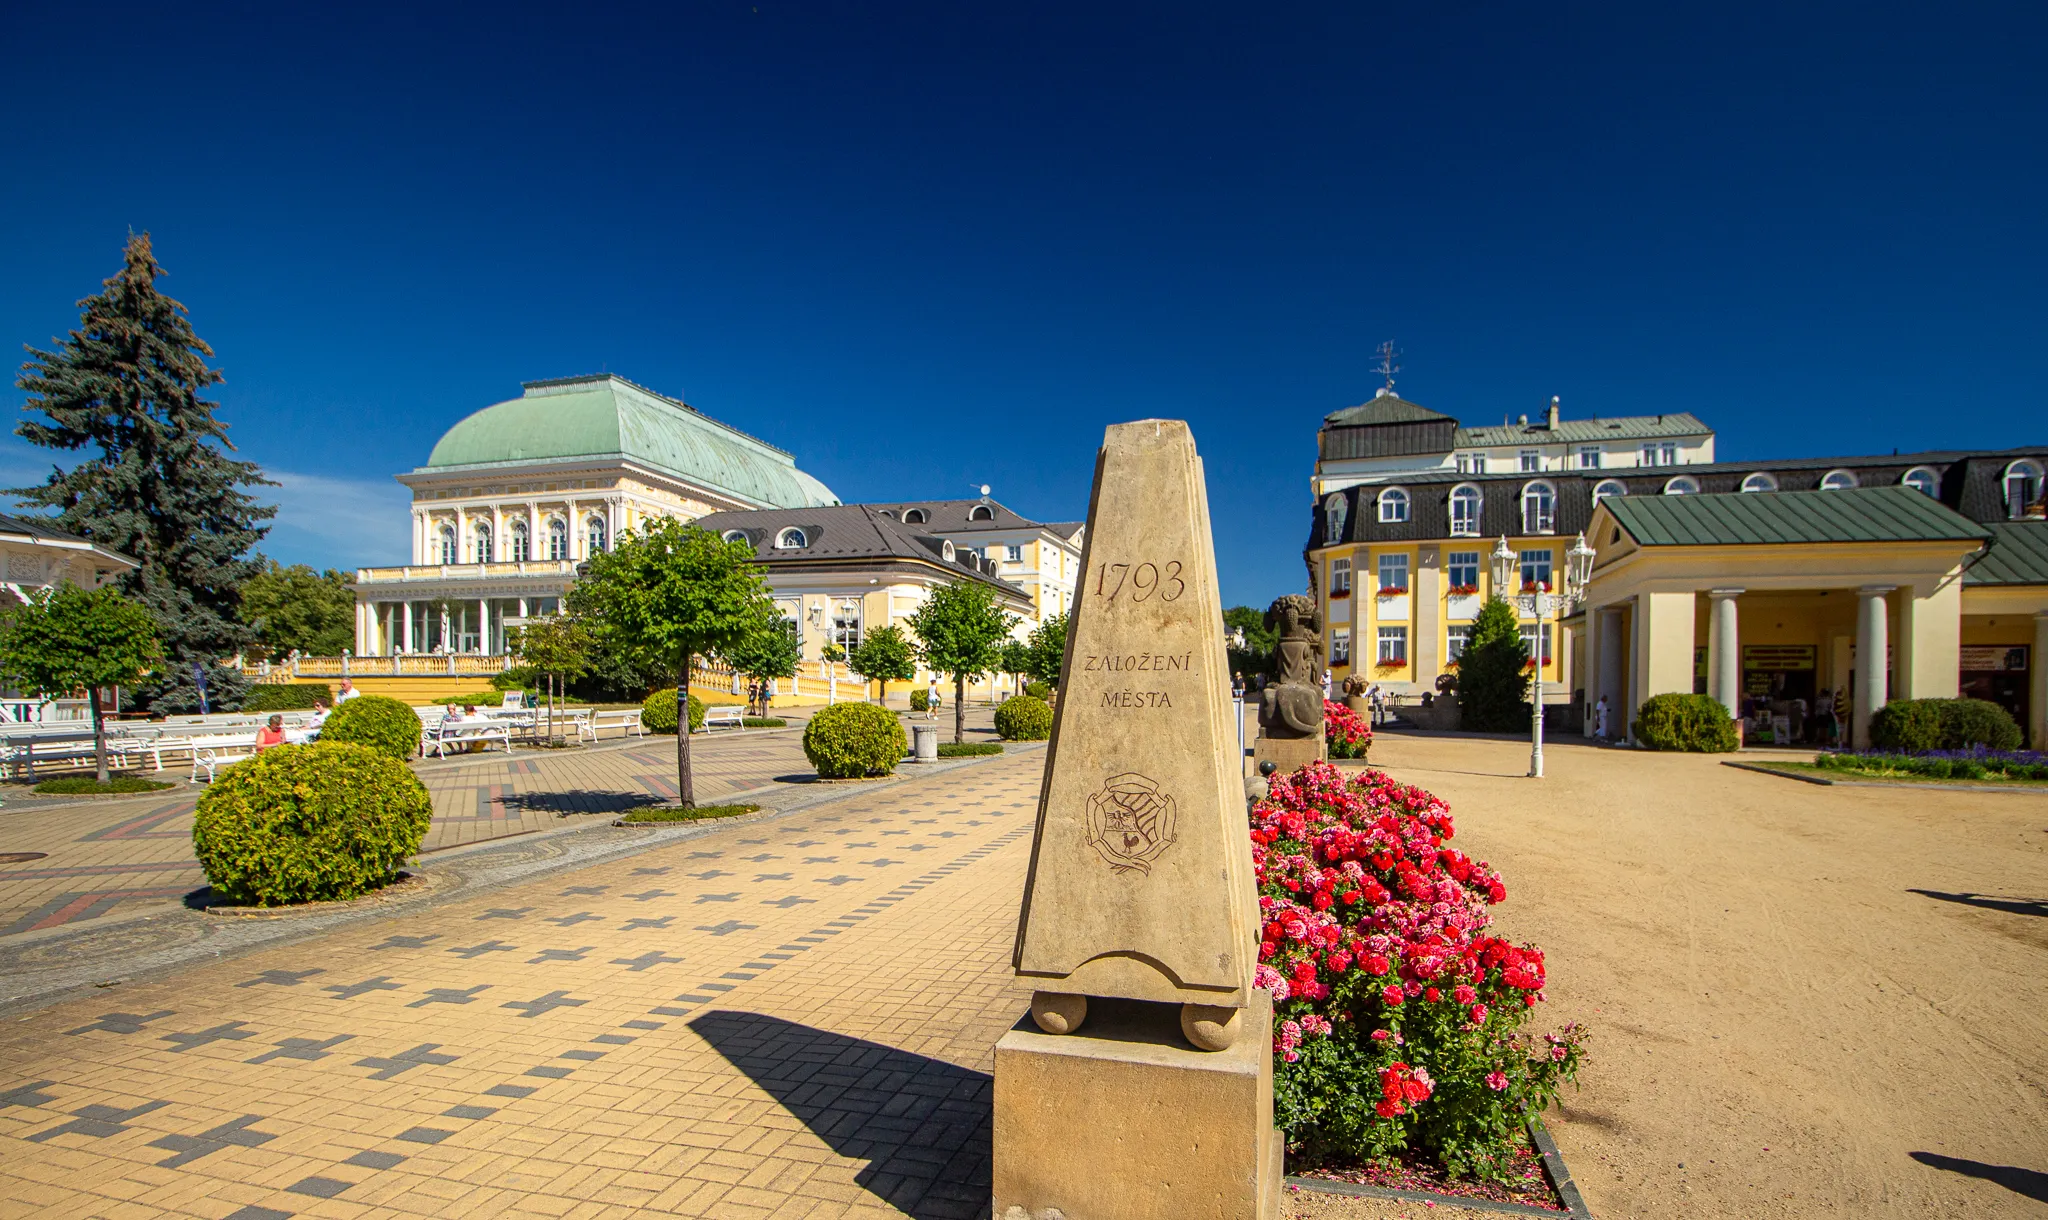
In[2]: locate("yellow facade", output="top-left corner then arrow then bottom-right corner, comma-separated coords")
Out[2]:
1313,540 -> 1567,691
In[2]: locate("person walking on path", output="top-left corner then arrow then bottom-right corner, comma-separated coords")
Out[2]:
1595,694 -> 1610,739
926,677 -> 942,721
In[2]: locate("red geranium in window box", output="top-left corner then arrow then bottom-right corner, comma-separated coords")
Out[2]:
1519,580 -> 1551,594
1375,586 -> 1409,597
1447,584 -> 1479,596
1329,588 -> 1350,599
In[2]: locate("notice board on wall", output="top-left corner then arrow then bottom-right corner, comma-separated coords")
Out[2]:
1959,645 -> 2030,672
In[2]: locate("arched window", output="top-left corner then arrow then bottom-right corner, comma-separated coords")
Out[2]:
1449,485 -> 1481,536
437,524 -> 458,565
1819,469 -> 1858,491
776,527 -> 807,549
721,529 -> 749,544
1901,467 -> 1939,498
1591,479 -> 1627,506
586,514 -> 608,554
969,504 -> 995,521
903,508 -> 928,524
510,519 -> 530,561
878,509 -> 897,519
2003,459 -> 2044,517
546,518 -> 568,560
471,521 -> 493,563
1520,481 -> 1556,534
941,540 -> 956,562
1740,472 -> 1778,493
1323,493 -> 1349,542
1377,488 -> 1410,523
1663,476 -> 1699,495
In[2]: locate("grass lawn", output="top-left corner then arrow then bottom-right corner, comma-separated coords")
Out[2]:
620,803 -> 761,823
1742,759 -> 2048,789
30,775 -> 180,795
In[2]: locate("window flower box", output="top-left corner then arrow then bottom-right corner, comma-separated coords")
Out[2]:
1375,586 -> 1409,597
1376,656 -> 1408,669
1519,580 -> 1551,595
1329,588 -> 1350,599
1447,584 -> 1479,597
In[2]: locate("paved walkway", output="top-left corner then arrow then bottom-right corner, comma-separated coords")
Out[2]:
0,750 -> 1043,1220
0,708 -> 1001,942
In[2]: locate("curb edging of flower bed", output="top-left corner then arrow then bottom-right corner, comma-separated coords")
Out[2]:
1285,1118 -> 1592,1218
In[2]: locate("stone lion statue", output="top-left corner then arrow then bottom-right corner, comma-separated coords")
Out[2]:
1258,594 -> 1324,739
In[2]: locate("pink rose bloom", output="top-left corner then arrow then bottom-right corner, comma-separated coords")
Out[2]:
1485,1071 -> 1508,1092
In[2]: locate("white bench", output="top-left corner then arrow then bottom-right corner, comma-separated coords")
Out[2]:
424,718 -> 512,758
191,732 -> 261,782
588,709 -> 646,739
701,706 -> 744,732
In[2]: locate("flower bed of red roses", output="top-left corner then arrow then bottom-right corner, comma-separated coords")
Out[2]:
1322,699 -> 1372,758
1292,1125 -> 1563,1212
1253,761 -> 1584,1186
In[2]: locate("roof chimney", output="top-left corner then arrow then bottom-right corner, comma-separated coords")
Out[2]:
1518,413 -> 1528,427
1547,396 -> 1560,430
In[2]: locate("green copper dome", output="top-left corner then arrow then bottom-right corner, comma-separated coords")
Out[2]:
422,375 -> 839,509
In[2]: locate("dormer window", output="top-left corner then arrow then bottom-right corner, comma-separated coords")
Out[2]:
2003,460 -> 2044,517
904,508 -> 928,525
1901,467 -> 1939,498
1591,479 -> 1627,506
941,540 -> 956,562
969,504 -> 995,522
1449,485 -> 1481,536
1377,488 -> 1410,523
776,527 -> 808,549
722,529 -> 749,544
1740,472 -> 1778,493
1323,493 -> 1349,542
1663,476 -> 1699,495
1520,481 -> 1556,533
1819,469 -> 1858,491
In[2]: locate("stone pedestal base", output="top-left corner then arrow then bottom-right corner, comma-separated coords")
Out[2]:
1252,733 -> 1325,776
993,994 -> 1282,1220
1344,695 -> 1371,717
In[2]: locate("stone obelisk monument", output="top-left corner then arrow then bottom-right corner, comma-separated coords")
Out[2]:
995,419 -> 1281,1220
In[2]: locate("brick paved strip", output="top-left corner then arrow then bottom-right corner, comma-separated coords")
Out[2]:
0,860 -> 201,882
1,885 -> 196,936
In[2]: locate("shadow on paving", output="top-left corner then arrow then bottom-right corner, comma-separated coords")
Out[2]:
1907,889 -> 2048,919
690,1010 -> 990,1220
497,790 -> 664,816
1909,1151 -> 2048,1203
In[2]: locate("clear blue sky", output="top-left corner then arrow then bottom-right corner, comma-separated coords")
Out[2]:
2,2 -> 2042,607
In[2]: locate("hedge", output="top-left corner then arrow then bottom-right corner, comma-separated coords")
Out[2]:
320,694 -> 422,761
642,688 -> 707,734
243,683 -> 332,712
993,695 -> 1053,741
937,742 -> 1002,757
803,702 -> 906,778
1814,749 -> 2048,782
192,741 -> 432,906
1871,698 -> 2023,752
1633,693 -> 1739,753
432,690 -> 524,707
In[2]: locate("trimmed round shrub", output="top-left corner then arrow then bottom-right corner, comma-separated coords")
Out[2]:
994,695 -> 1053,741
1869,699 -> 1944,752
1938,698 -> 2022,751
803,702 -> 907,777
243,683 -> 332,712
193,741 -> 432,906
321,694 -> 423,761
1632,693 -> 1739,752
909,688 -> 932,712
1024,680 -> 1052,700
641,689 -> 707,734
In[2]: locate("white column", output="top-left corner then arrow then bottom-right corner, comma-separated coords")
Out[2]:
1855,586 -> 1894,749
2033,611 -> 2048,752
1582,607 -> 1602,737
479,598 -> 489,655
491,504 -> 504,563
1708,589 -> 1743,718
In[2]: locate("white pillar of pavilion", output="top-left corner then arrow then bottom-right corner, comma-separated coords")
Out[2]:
1707,589 -> 1744,719
1854,586 -> 1895,749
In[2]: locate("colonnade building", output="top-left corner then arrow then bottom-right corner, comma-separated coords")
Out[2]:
1304,388 -> 2048,749
352,374 -> 1079,672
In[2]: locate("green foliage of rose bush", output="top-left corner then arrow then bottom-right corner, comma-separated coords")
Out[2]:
802,702 -> 907,777
993,695 -> 1053,741
1632,693 -> 1739,752
1255,763 -> 1585,1182
641,688 -> 706,734
320,694 -> 422,761
193,742 -> 432,905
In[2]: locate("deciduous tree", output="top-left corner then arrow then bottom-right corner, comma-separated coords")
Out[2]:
568,520 -> 771,806
908,581 -> 1019,743
239,561 -> 355,660
12,233 -> 274,713
509,614 -> 593,741
0,584 -> 162,782
847,624 -> 915,705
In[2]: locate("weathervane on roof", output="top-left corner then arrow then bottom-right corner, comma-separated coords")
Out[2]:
1372,340 -> 1400,393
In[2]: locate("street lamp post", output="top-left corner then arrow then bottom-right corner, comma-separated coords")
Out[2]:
1490,533 -> 1598,778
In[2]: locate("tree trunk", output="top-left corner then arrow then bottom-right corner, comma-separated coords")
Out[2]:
547,672 -> 556,742
676,660 -> 696,808
89,686 -> 108,785
877,678 -> 885,707
954,672 -> 966,744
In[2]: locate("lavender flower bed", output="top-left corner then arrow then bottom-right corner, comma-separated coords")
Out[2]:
1814,745 -> 2048,781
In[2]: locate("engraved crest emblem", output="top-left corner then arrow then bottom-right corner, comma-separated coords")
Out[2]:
1084,772 -> 1178,875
